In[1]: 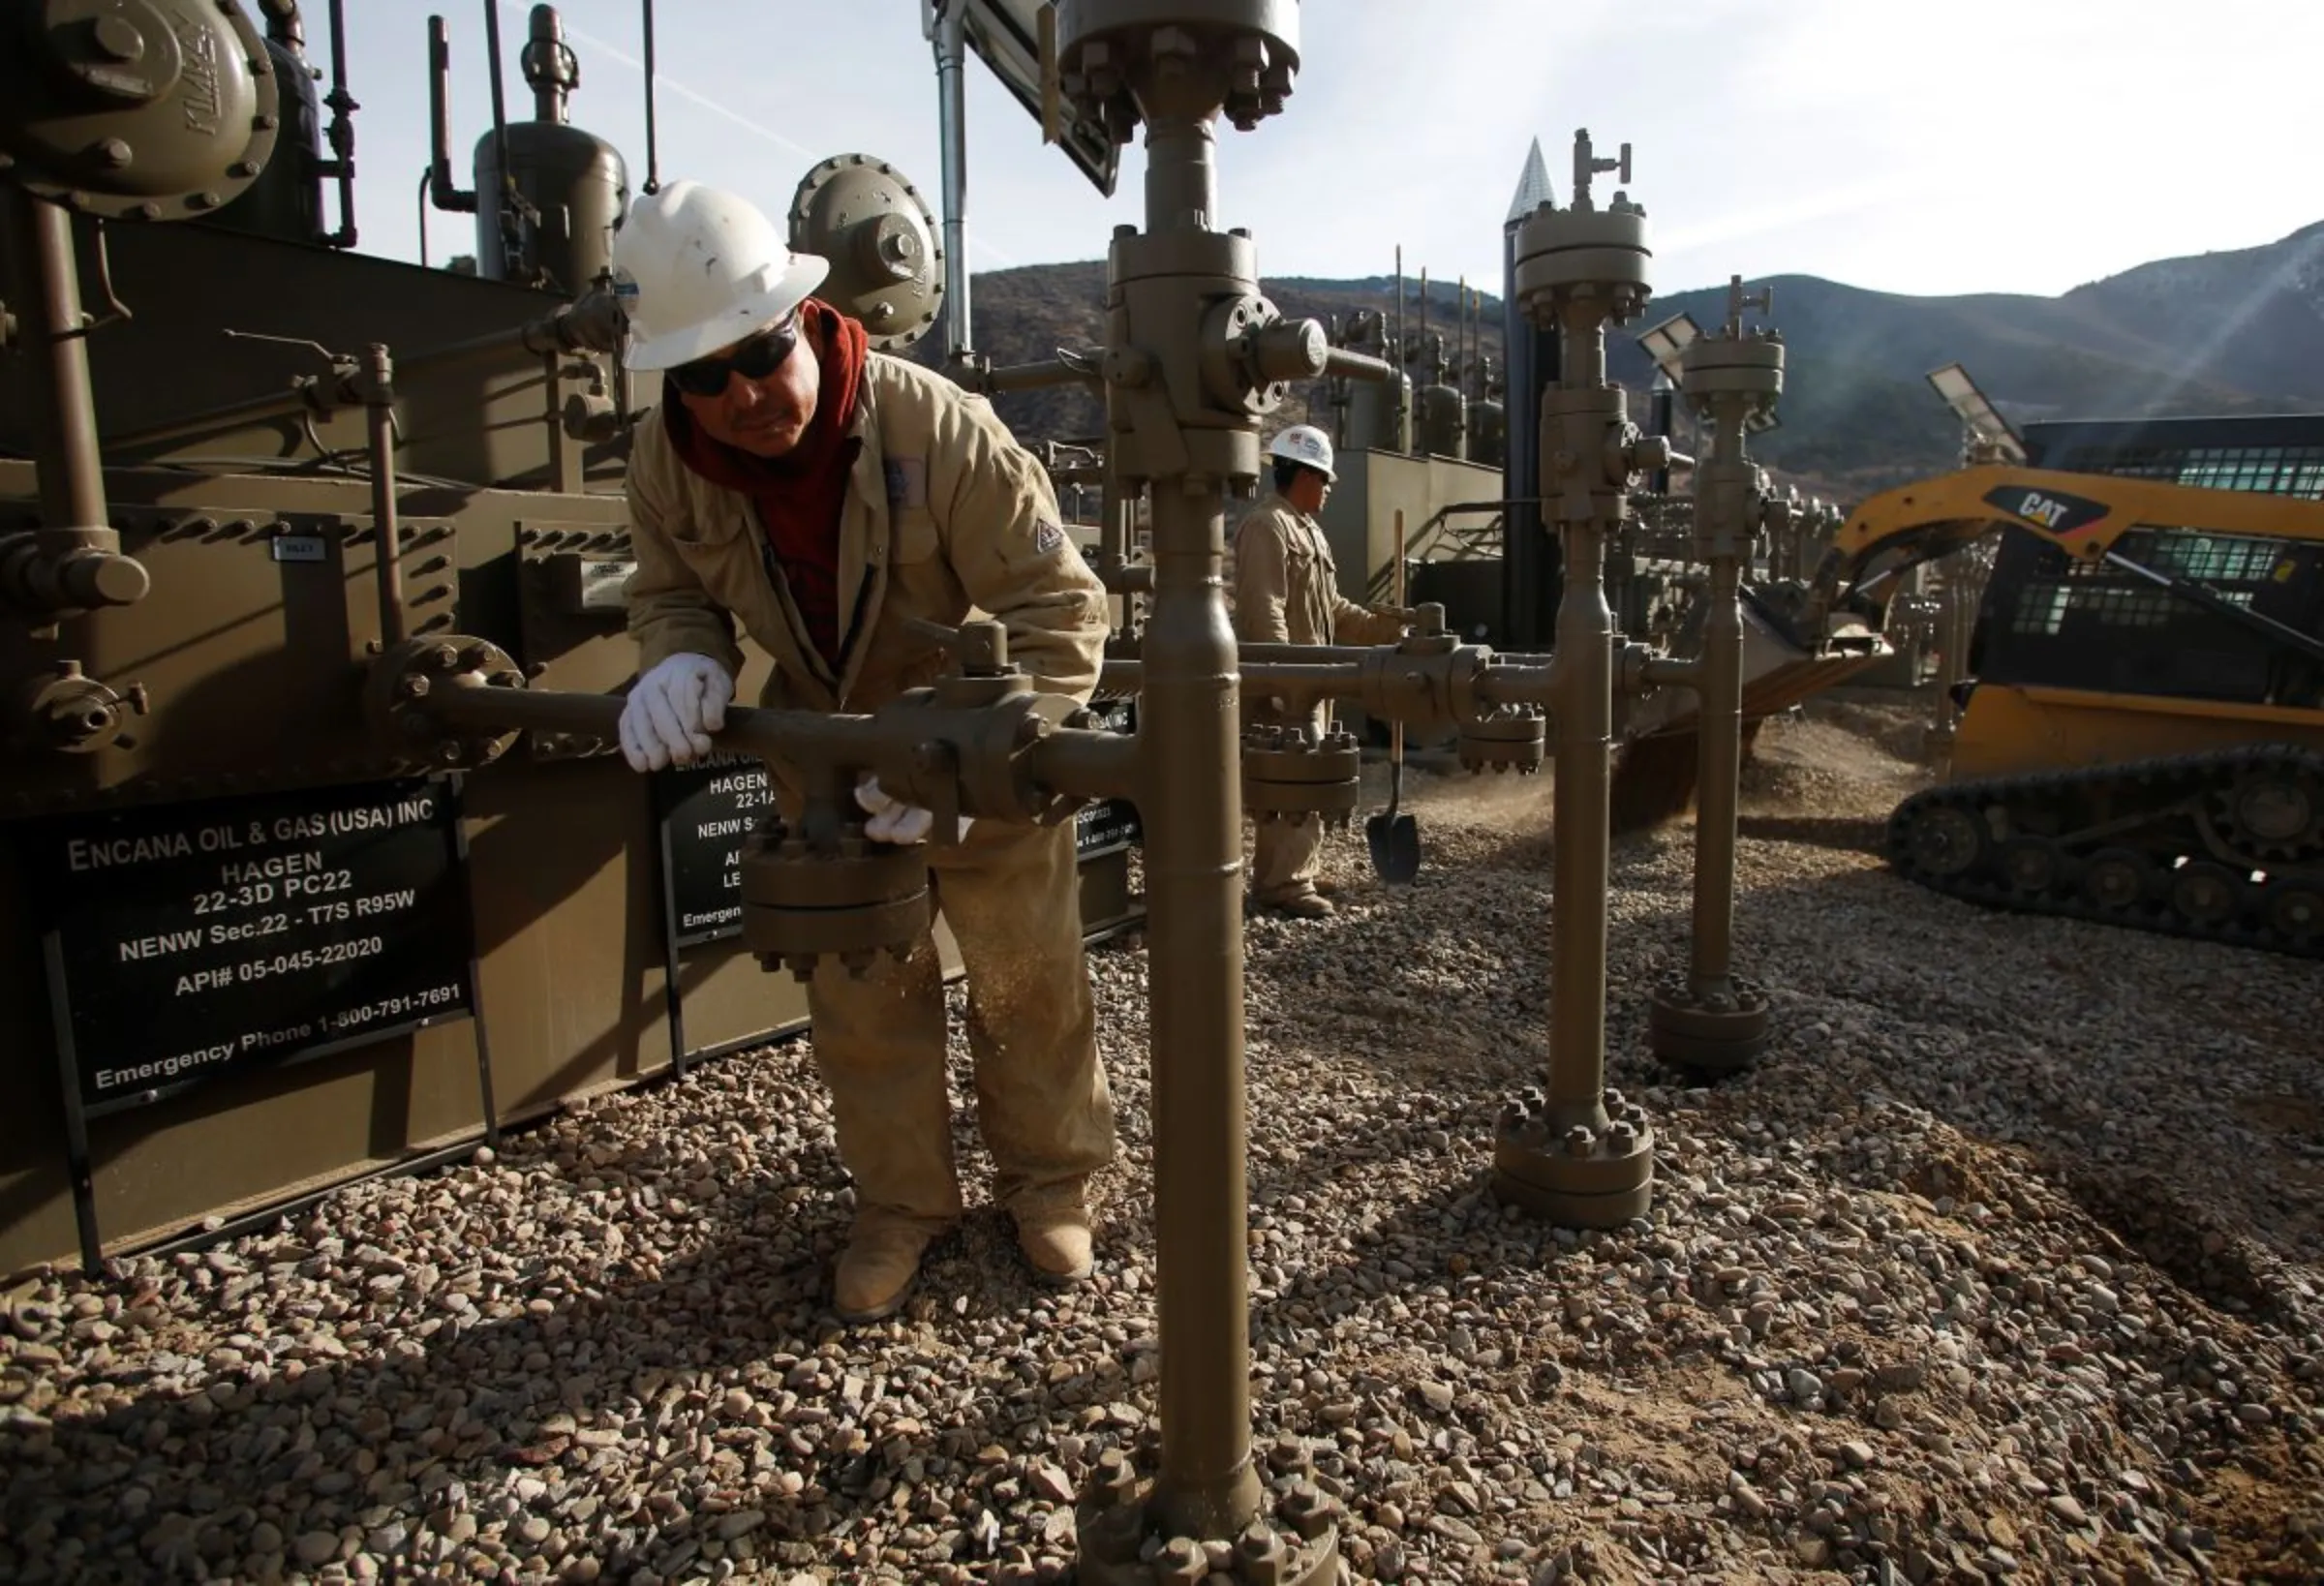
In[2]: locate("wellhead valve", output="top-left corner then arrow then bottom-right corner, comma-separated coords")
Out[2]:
740,819 -> 933,984
1240,720 -> 1361,828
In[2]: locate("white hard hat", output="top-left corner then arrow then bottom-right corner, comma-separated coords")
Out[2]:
1269,424 -> 1336,483
610,180 -> 831,372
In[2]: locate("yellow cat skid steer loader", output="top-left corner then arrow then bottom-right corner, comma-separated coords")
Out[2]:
1794,463 -> 2324,956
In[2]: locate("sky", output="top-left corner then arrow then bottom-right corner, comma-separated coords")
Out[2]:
333,0 -> 2324,308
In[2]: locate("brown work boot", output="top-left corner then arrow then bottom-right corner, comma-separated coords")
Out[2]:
1013,1195 -> 1095,1286
833,1212 -> 946,1324
1265,889 -> 1334,920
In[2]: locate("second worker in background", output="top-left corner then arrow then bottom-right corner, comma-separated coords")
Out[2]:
1232,425 -> 1411,919
607,180 -> 1117,1325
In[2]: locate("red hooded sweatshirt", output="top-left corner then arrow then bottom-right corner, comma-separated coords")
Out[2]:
662,299 -> 870,673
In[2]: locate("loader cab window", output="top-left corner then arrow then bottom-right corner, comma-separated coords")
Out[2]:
1979,530 -> 2323,708
2046,442 -> 2324,500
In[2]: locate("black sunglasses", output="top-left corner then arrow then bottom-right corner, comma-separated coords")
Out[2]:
669,316 -> 800,398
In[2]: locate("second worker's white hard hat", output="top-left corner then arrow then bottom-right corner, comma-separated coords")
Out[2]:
1268,424 -> 1336,483
610,179 -> 831,372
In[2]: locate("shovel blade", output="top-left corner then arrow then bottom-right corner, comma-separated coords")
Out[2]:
1365,810 -> 1422,884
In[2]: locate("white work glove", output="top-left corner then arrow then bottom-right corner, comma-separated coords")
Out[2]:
618,654 -> 734,772
855,774 -> 972,845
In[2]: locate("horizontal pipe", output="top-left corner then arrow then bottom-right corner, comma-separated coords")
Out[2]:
1096,562 -> 1154,595
1325,347 -> 1396,384
1475,664 -> 1557,708
1099,653 -> 1564,715
984,357 -> 1103,394
417,680 -> 1143,808
1639,655 -> 1701,690
1029,725 -> 1141,804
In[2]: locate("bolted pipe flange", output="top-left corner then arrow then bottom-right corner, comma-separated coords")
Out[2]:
1200,293 -> 1310,416
740,821 -> 932,983
1073,1456 -> 1341,1586
1458,708 -> 1546,776
365,634 -> 523,771
868,684 -> 1086,828
1679,333 -> 1784,407
1513,199 -> 1652,312
1648,974 -> 1771,1077
1492,1084 -> 1655,1228
1056,3 -> 1301,137
1241,727 -> 1361,828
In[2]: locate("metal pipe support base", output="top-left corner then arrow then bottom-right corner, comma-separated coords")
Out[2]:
1076,1440 -> 1344,1586
1647,977 -> 1771,1077
1491,1086 -> 1655,1228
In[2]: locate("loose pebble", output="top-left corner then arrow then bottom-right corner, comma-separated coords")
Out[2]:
2,703 -> 2318,1585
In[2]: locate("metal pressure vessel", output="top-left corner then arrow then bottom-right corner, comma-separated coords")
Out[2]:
1467,397 -> 1507,469
1416,380 -> 1467,460
472,123 -> 627,290
1347,371 -> 1412,453
209,26 -> 326,245
471,6 -> 629,291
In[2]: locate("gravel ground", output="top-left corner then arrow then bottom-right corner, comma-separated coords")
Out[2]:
5,696 -> 2321,1585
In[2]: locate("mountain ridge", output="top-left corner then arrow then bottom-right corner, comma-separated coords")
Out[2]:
910,221 -> 2324,502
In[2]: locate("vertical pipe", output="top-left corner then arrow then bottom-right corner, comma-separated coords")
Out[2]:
1392,244 -> 1404,450
427,15 -> 477,213
935,1 -> 972,359
322,0 -> 358,246
8,192 -> 107,534
639,0 -> 660,194
1546,303 -> 1613,1123
363,344 -> 409,647
1689,401 -> 1747,991
1457,283 -> 1466,394
481,0 -> 523,278
1418,266 -> 1428,377
545,351 -> 582,492
1648,372 -> 1674,495
527,4 -> 569,124
1502,219 -> 1537,647
1138,108 -> 1261,1549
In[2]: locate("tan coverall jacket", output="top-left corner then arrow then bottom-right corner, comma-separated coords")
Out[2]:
626,351 -> 1116,1228
1232,492 -> 1405,901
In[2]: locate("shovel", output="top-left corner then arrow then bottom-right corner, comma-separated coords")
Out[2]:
1365,509 -> 1422,884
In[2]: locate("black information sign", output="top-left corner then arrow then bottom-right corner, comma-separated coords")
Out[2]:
1075,796 -> 1143,858
654,755 -> 773,949
1076,698 -> 1142,860
656,705 -> 1144,952
22,778 -> 474,1113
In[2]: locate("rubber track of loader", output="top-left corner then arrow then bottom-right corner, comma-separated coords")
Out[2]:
1884,744 -> 2324,960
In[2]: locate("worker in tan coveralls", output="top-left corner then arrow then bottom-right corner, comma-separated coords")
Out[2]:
607,180 -> 1116,1324
1232,425 -> 1410,919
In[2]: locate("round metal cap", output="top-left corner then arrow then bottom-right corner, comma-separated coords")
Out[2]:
786,153 -> 944,351
0,0 -> 283,221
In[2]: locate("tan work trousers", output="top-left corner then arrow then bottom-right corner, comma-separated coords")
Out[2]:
805,816 -> 1115,1229
1249,700 -> 1330,903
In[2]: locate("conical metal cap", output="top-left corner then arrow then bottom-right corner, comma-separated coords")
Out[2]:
1505,137 -> 1555,226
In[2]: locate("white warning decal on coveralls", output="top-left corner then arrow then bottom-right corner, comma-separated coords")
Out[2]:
1033,523 -> 1065,556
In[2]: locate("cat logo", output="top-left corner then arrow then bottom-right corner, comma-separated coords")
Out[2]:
1980,482 -> 2108,538
2014,492 -> 2071,530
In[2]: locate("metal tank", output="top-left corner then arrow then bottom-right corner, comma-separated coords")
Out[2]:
454,5 -> 630,292
1413,331 -> 1467,459
1339,309 -> 1410,453
206,1 -> 334,248
1466,354 -> 1507,469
